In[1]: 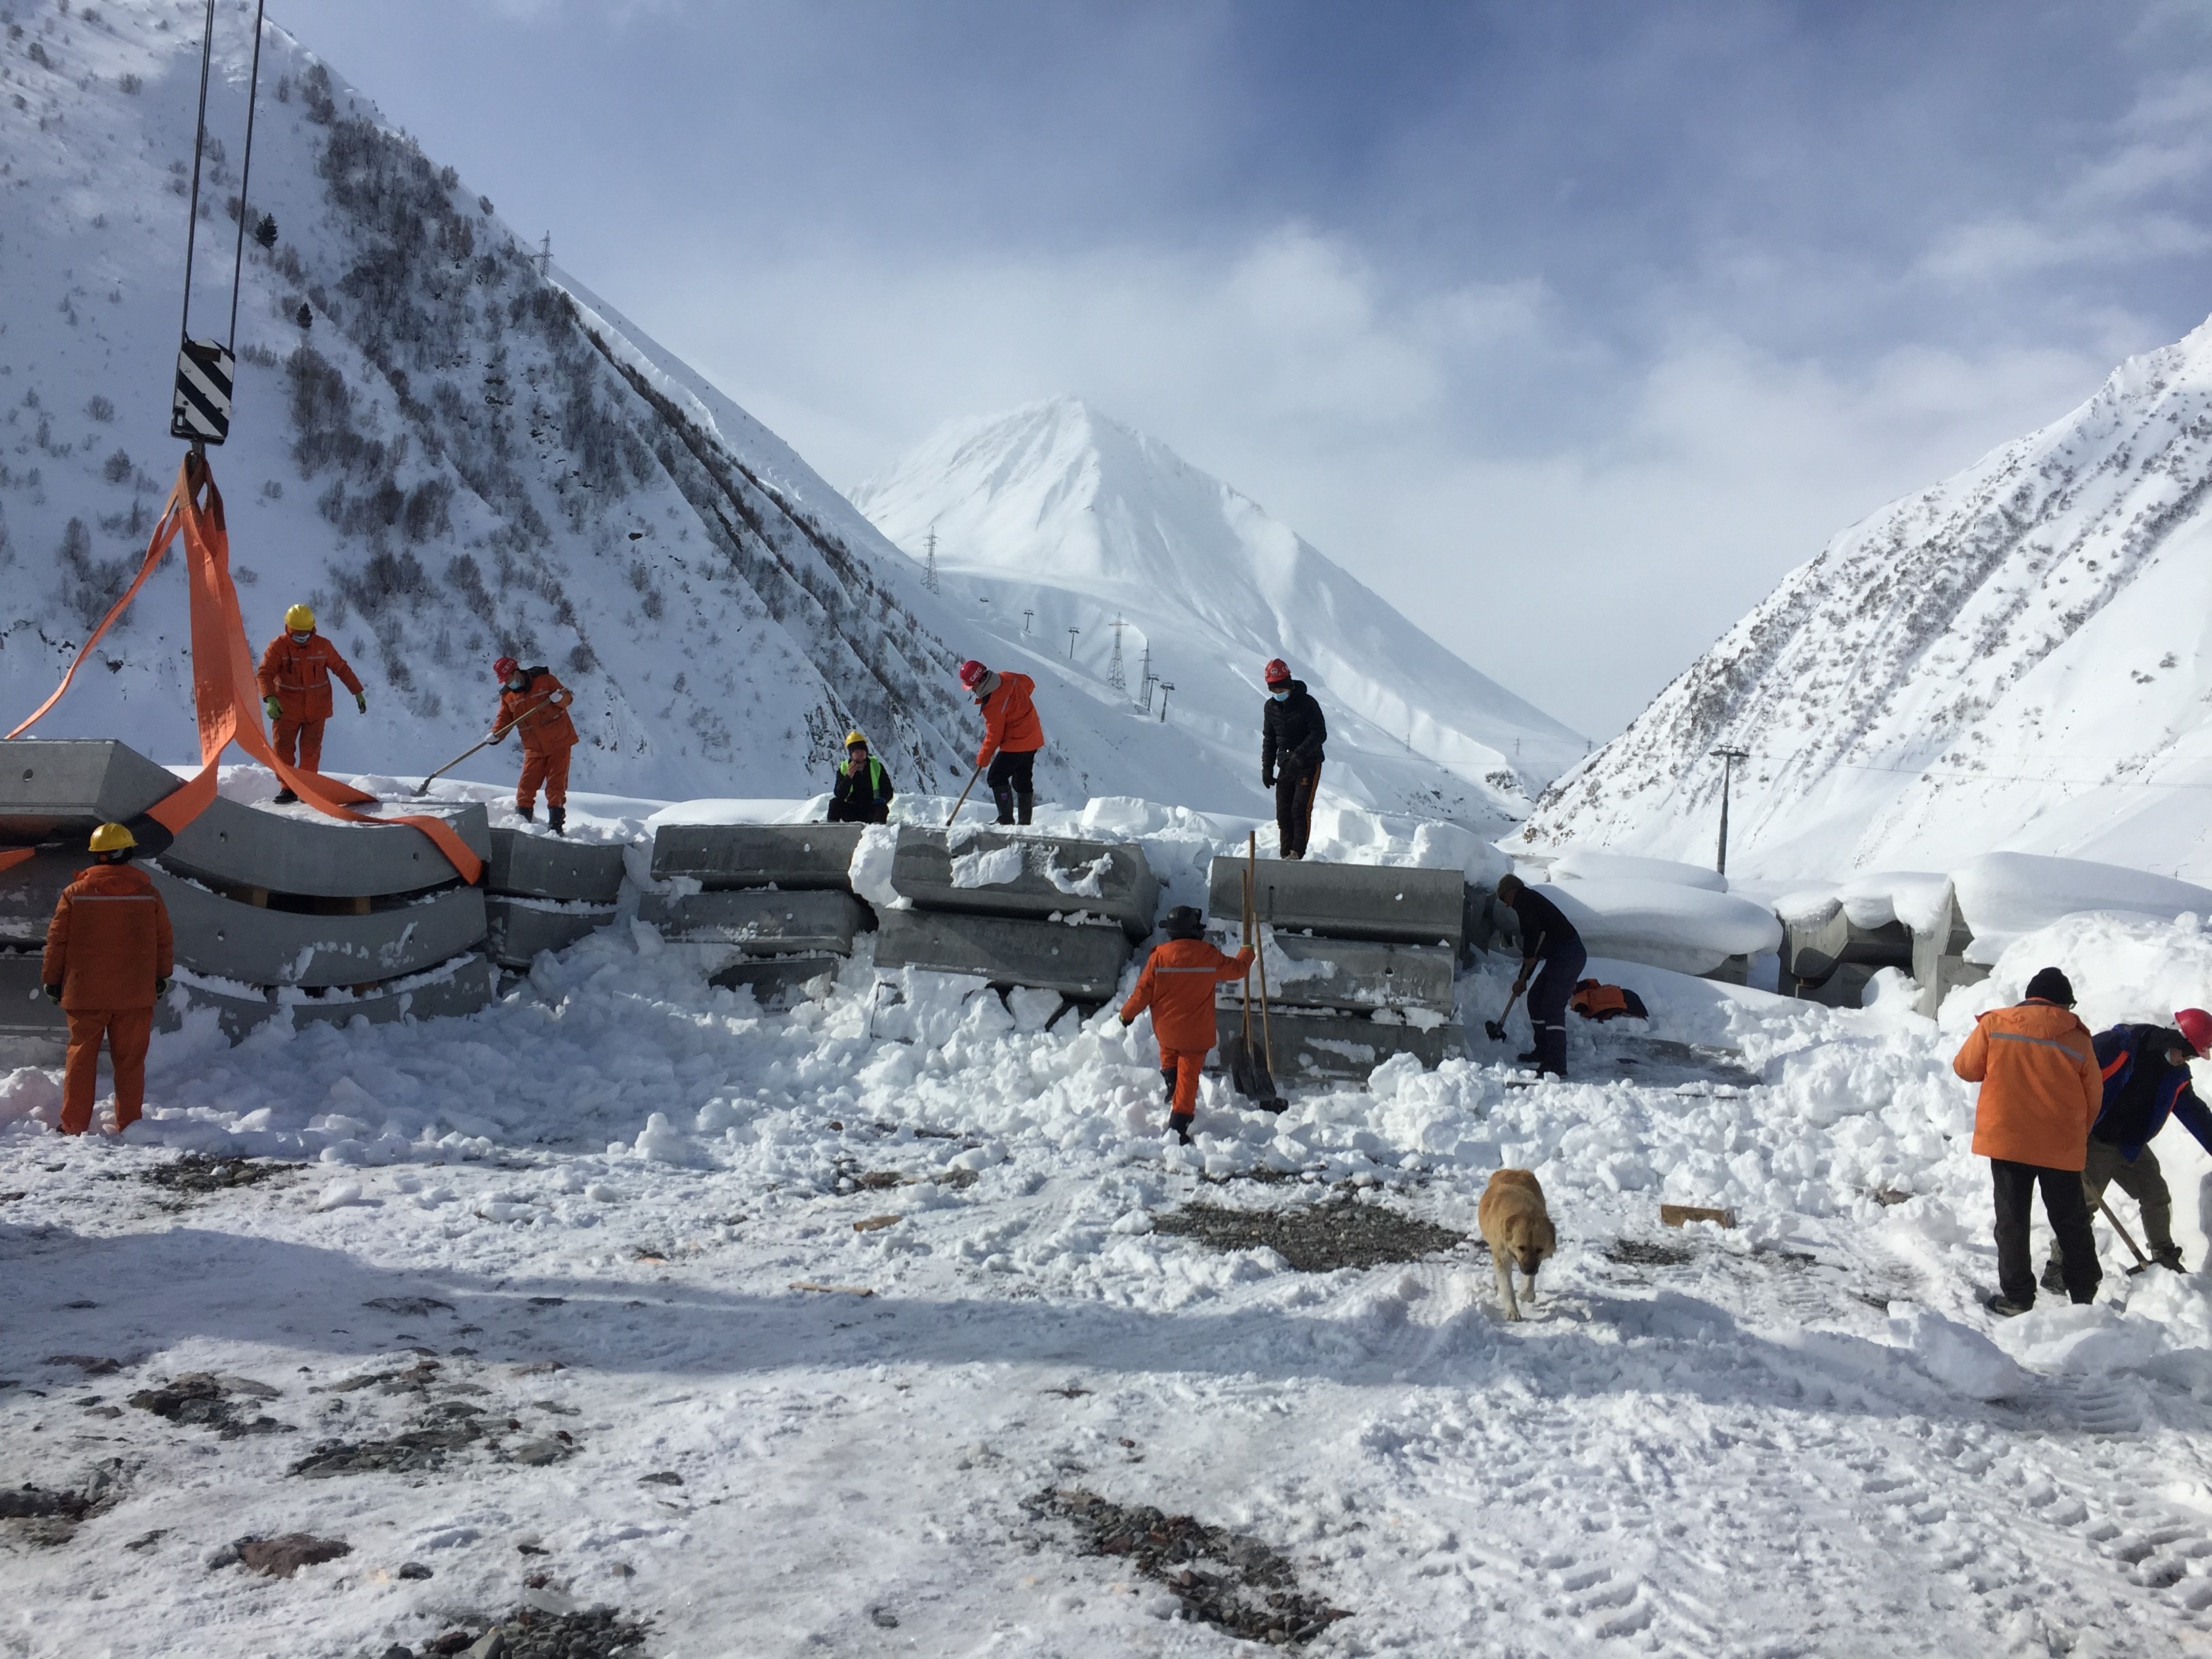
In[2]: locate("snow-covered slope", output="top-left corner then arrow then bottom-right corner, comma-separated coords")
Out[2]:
851,398 -> 1586,830
1518,317 -> 2212,882
0,3 -> 1261,815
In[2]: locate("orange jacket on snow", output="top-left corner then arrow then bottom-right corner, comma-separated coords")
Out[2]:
41,862 -> 173,1011
1121,937 -> 1254,1053
1953,999 -> 2103,1170
498,670 -> 578,755
256,632 -> 363,723
975,672 -> 1043,767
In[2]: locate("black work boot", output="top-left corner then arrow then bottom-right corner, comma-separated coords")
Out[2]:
517,804 -> 534,823
1016,792 -> 1033,825
1168,1115 -> 1193,1147
272,788 -> 298,805
991,789 -> 1015,826
1984,1292 -> 2032,1318
548,805 -> 567,836
1517,1049 -> 1539,1064
2152,1244 -> 2188,1272
2040,1254 -> 2068,1294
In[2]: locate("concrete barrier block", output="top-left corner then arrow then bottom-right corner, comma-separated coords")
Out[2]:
638,888 -> 871,956
0,739 -> 181,843
650,823 -> 862,890
163,796 -> 491,899
158,951 -> 499,1043
487,827 -> 628,903
1244,935 -> 1455,1014
148,866 -> 487,989
0,849 -> 85,945
709,955 -> 842,1006
1910,890 -> 1986,1017
875,909 -> 1132,1001
0,949 -> 67,1063
1208,857 -> 1464,948
893,830 -> 1159,938
1782,903 -> 1911,993
485,896 -> 616,968
1214,1004 -> 1465,1082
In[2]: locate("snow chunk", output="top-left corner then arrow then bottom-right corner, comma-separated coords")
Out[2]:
1888,1302 -> 2027,1399
2011,1303 -> 2170,1375
1552,847 -> 1726,891
1954,852 -> 2212,962
1533,880 -> 1782,974
0,1067 -> 62,1128
950,844 -> 1027,888
313,1178 -> 364,1211
847,823 -> 904,911
629,1111 -> 697,1166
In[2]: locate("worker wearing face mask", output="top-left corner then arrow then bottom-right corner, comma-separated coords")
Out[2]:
255,603 -> 365,802
1259,658 -> 1327,860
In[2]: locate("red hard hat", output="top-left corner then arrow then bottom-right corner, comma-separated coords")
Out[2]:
493,655 -> 519,681
958,659 -> 988,691
2177,1008 -> 2212,1057
1263,657 -> 1291,686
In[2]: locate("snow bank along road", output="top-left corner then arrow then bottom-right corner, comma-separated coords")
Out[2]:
6,909 -> 2212,1656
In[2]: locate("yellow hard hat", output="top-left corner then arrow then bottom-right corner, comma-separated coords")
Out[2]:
845,730 -> 868,748
285,602 -> 315,632
87,822 -> 137,853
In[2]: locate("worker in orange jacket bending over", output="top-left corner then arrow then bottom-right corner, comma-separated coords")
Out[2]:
958,658 -> 1044,825
1120,905 -> 1254,1145
491,655 -> 579,835
41,823 -> 173,1136
257,602 -> 365,802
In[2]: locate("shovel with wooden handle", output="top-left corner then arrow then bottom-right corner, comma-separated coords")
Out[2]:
944,762 -> 984,827
2100,1197 -> 2154,1275
411,690 -> 556,797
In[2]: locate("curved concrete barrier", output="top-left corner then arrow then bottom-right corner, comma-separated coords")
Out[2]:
159,952 -> 501,1042
1216,1005 -> 1465,1081
1208,857 -> 1465,949
651,823 -> 863,890
638,889 -> 871,955
894,830 -> 1159,939
487,827 -> 627,904
0,739 -> 181,842
0,849 -> 85,945
485,896 -> 617,969
0,948 -> 67,1065
146,866 -> 487,989
1259,936 -> 1456,1015
161,794 -> 489,898
875,909 -> 1132,1002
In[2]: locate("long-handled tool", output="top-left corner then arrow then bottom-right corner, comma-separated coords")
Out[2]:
1223,832 -> 1284,1108
944,761 -> 984,827
2100,1198 -> 2154,1276
411,691 -> 554,796
1483,932 -> 1543,1042
1252,869 -> 1286,1113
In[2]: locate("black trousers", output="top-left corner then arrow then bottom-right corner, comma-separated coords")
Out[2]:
1525,942 -> 1585,1077
1991,1158 -> 2100,1306
987,749 -> 1036,824
1275,762 -> 1321,858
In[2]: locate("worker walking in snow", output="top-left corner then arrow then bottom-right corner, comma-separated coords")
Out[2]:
1120,905 -> 1254,1145
256,602 -> 365,802
1495,874 -> 1586,1080
1951,966 -> 2104,1315
41,823 -> 173,1136
2041,1008 -> 2212,1288
827,731 -> 894,824
1260,659 -> 1326,859
959,659 -> 1044,825
491,655 -> 578,835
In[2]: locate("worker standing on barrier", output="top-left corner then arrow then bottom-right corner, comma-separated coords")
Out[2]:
41,823 -> 173,1136
959,659 -> 1044,825
491,655 -> 578,835
1120,905 -> 1254,1145
1260,658 -> 1326,860
256,603 -> 365,803
827,731 -> 895,824
1495,874 -> 1585,1080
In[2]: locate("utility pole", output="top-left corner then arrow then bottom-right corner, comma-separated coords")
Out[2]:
1713,746 -> 1750,876
1022,608 -> 1033,635
1106,618 -> 1128,692
1157,682 -> 1175,722
1067,627 -> 1080,661
537,232 -> 552,278
922,527 -> 940,594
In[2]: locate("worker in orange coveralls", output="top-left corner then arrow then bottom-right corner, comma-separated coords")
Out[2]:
1120,905 -> 1254,1145
491,655 -> 579,834
41,823 -> 173,1136
256,602 -> 365,802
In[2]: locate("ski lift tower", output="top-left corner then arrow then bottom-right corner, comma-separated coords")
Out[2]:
1138,642 -> 1155,712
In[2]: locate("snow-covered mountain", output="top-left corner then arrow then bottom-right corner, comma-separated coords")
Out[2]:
0,2 -> 1275,815
851,398 -> 1586,828
1517,316 -> 2212,883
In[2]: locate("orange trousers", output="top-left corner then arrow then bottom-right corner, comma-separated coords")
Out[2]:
1160,1048 -> 1207,1124
518,745 -> 572,810
62,1006 -> 152,1135
271,716 -> 326,773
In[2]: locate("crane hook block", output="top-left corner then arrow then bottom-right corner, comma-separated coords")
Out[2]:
170,337 -> 235,445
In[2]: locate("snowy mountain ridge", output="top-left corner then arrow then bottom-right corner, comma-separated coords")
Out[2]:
851,397 -> 1586,831
1518,315 -> 2212,882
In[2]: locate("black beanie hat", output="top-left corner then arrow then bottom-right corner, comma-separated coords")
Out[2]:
2024,966 -> 2075,1007
1162,905 -> 1206,939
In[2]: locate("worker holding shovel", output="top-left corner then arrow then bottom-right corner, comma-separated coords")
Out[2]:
1120,905 -> 1253,1146
1494,874 -> 1585,1080
490,655 -> 577,835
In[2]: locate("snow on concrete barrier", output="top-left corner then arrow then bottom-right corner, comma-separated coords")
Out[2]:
1775,894 -> 1912,1008
482,826 -> 623,970
638,889 -> 872,956
1263,934 -> 1456,1013
1213,1004 -> 1463,1082
641,822 -> 873,1000
1953,852 -> 2212,962
1521,878 -> 1782,977
1205,857 -> 1464,949
874,909 -> 1132,1002
0,949 -> 65,1065
159,953 -> 502,1045
649,823 -> 865,890
893,828 -> 1160,940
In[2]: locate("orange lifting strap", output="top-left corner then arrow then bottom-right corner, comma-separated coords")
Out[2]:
3,453 -> 484,884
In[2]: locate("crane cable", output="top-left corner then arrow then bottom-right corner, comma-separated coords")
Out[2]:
173,0 -> 267,442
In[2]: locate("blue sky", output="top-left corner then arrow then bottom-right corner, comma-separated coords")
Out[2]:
276,0 -> 2212,737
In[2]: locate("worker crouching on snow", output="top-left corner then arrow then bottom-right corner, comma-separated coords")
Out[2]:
1119,905 -> 1253,1145
2041,1008 -> 2212,1288
959,659 -> 1043,825
491,655 -> 578,835
827,731 -> 894,824
1951,966 -> 2103,1316
41,823 -> 173,1136
256,602 -> 365,803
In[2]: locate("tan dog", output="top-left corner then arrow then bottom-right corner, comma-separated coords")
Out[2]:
1478,1168 -> 1557,1321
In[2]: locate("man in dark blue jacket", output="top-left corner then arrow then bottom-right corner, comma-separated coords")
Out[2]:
1496,874 -> 1586,1080
2043,1013 -> 2212,1286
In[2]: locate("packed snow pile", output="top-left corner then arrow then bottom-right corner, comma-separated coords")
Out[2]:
1952,851 -> 2212,964
1518,313 -> 2212,882
850,397 -> 1585,832
1549,847 -> 1726,890
1530,878 -> 1783,975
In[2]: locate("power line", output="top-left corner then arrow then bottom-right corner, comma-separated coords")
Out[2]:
1841,759 -> 2212,791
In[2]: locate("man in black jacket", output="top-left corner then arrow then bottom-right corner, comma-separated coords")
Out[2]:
826,731 -> 894,824
1496,874 -> 1586,1079
1261,657 -> 1327,859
